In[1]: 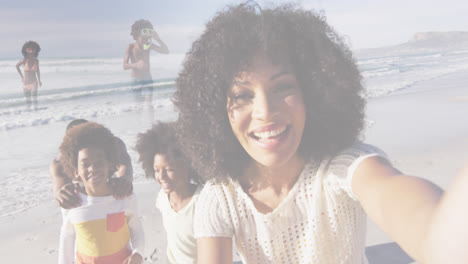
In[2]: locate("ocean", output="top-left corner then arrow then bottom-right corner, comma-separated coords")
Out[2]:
1,48 -> 468,217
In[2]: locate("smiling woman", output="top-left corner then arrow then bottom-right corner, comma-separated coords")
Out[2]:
173,2 -> 468,264
135,122 -> 201,264
226,53 -> 306,170
174,2 -> 364,183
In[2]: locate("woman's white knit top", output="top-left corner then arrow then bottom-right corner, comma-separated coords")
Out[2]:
193,143 -> 385,264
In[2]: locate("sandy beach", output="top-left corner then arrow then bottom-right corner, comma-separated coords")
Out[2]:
0,67 -> 467,263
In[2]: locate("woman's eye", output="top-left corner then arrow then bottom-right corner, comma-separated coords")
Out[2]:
275,83 -> 294,92
234,93 -> 250,100
231,93 -> 252,104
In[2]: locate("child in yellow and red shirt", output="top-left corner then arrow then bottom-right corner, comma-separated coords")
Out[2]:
58,122 -> 144,264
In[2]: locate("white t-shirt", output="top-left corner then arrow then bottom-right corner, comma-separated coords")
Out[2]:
193,143 -> 386,264
58,193 -> 144,264
156,185 -> 202,264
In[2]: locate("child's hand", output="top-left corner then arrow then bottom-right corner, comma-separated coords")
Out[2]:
134,60 -> 145,69
109,177 -> 133,199
55,182 -> 82,209
123,252 -> 143,264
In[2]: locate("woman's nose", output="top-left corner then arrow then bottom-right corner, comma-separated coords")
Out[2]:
159,170 -> 167,179
88,163 -> 101,173
252,91 -> 277,120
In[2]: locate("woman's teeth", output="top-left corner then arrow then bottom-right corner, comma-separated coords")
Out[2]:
252,127 -> 286,140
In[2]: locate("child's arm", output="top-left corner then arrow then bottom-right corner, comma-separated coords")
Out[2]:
16,59 -> 25,81
150,31 -> 169,54
123,45 -> 133,70
123,44 -> 144,70
49,158 -> 81,209
126,195 -> 145,262
36,59 -> 42,86
50,158 -> 69,194
58,209 -> 76,264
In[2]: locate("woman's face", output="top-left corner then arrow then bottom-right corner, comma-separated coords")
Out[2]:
153,154 -> 190,194
25,47 -> 35,56
226,54 -> 306,168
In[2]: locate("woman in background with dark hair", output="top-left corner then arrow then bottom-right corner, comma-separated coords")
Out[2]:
16,40 -> 42,110
135,122 -> 201,264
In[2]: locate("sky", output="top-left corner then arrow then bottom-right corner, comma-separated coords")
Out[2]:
1,0 -> 468,58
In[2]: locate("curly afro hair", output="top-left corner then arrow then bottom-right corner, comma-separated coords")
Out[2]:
59,122 -> 118,179
131,19 -> 153,40
173,3 -> 365,182
65,119 -> 88,132
135,122 -> 199,182
21,41 -> 41,58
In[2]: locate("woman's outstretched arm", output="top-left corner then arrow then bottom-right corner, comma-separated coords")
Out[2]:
424,165 -> 468,264
352,156 -> 443,263
197,237 -> 233,264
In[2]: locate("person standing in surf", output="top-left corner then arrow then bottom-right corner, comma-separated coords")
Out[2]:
16,40 -> 42,110
123,19 -> 169,104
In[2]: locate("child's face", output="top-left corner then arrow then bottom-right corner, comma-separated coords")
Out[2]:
153,154 -> 190,194
226,53 -> 306,168
75,147 -> 111,196
136,33 -> 151,46
141,28 -> 153,38
25,47 -> 36,56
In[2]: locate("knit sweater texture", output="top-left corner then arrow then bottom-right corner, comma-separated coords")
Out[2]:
193,143 -> 385,264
